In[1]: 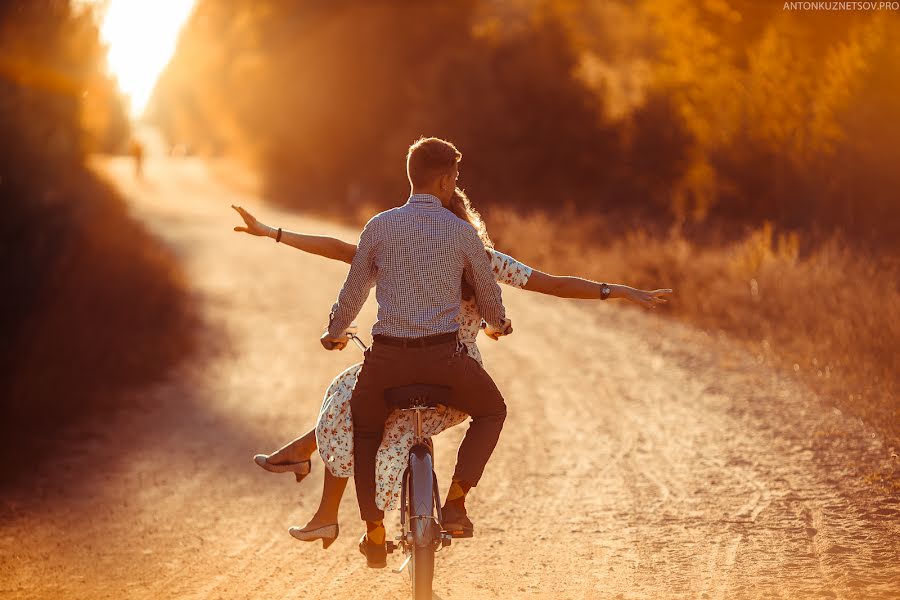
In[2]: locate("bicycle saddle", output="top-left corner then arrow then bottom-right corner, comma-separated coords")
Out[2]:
384,384 -> 450,410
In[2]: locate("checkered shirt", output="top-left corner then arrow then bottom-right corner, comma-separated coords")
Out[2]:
328,194 -> 506,338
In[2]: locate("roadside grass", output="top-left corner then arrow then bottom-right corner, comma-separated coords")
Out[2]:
486,208 -> 899,460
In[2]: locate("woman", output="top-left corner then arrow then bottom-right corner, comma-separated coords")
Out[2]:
232,189 -> 671,548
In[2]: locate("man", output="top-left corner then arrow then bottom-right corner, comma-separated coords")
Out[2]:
322,137 -> 512,568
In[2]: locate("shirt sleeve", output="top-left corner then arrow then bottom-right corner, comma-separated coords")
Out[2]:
488,249 -> 533,289
461,226 -> 506,329
328,217 -> 379,337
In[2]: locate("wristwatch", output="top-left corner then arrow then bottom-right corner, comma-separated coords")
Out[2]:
600,283 -> 611,300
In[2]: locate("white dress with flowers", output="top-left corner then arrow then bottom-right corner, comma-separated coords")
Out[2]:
314,250 -> 532,510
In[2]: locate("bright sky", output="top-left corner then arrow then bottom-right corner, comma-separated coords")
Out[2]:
97,0 -> 196,117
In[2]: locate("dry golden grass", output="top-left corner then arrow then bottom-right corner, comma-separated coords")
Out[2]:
486,208 -> 900,452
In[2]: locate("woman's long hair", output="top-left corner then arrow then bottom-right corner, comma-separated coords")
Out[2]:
449,187 -> 493,248
448,187 -> 493,300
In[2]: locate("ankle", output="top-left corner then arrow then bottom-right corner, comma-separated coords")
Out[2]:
311,510 -> 338,524
445,496 -> 465,509
445,479 -> 473,506
306,513 -> 337,528
366,520 -> 386,545
272,446 -> 312,463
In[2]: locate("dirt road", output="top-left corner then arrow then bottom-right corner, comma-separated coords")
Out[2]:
1,157 -> 897,599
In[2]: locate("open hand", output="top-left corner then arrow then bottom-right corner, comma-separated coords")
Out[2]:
232,205 -> 272,237
627,288 -> 673,309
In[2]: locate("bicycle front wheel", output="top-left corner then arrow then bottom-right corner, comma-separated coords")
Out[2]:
409,543 -> 434,600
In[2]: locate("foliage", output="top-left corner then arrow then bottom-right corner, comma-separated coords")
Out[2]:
0,1 -> 191,452
635,1 -> 898,238
150,0 -> 689,220
151,0 -> 899,246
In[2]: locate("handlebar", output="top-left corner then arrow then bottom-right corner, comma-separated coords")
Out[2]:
341,323 -> 368,352
347,332 -> 368,352
320,323 -> 366,351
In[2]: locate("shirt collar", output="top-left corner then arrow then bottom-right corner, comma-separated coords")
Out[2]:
407,193 -> 445,209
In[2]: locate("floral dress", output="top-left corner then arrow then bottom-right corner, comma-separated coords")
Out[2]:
315,249 -> 532,510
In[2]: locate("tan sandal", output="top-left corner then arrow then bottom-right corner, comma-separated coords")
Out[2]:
289,523 -> 339,549
253,454 -> 311,482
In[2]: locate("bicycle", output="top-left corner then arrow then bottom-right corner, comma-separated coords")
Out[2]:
345,327 -> 456,600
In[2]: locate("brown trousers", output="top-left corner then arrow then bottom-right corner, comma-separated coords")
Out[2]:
350,339 -> 507,521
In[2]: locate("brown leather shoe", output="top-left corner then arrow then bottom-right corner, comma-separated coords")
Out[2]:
358,533 -> 387,568
440,502 -> 474,538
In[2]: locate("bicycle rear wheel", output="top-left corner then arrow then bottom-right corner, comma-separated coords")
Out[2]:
406,443 -> 437,600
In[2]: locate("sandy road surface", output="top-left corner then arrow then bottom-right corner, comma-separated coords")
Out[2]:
1,157 -> 897,599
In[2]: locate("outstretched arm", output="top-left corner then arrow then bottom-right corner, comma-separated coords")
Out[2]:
231,205 -> 356,264
523,269 -> 671,308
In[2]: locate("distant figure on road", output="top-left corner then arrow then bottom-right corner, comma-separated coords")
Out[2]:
130,140 -> 144,179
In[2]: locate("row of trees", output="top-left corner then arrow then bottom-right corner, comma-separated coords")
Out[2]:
0,1 -> 193,442
1,0 -> 127,348
150,0 -> 899,246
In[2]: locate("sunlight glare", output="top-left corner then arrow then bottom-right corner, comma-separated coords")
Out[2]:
98,1 -> 196,118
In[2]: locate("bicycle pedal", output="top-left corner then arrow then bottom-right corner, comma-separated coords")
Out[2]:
385,541 -> 397,554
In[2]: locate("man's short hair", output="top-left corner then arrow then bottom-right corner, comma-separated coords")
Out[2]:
407,137 -> 462,188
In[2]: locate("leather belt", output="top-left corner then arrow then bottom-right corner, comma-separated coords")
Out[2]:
372,331 -> 457,349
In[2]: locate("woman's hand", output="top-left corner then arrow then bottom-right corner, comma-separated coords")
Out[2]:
483,318 -> 513,341
624,287 -> 673,309
232,205 -> 273,237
